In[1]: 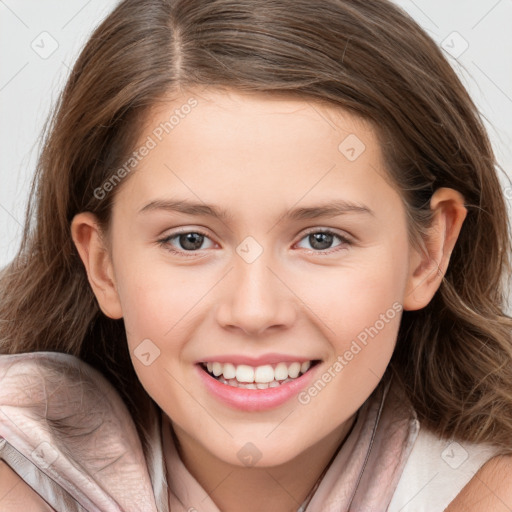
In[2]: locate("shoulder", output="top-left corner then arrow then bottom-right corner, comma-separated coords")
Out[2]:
387,416 -> 511,512
444,453 -> 512,511
0,460 -> 54,511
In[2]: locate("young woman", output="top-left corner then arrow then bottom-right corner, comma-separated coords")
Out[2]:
1,0 -> 511,510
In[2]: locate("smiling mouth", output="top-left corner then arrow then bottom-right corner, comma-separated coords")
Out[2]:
199,360 -> 321,389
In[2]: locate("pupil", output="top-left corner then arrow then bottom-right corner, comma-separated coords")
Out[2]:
180,233 -> 203,250
310,232 -> 333,250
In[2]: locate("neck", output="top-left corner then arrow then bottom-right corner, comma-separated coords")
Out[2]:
170,414 -> 357,512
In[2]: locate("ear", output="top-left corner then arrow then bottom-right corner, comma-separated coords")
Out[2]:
403,187 -> 467,311
70,212 -> 123,319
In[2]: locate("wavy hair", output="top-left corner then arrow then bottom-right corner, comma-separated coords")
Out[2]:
1,0 -> 512,458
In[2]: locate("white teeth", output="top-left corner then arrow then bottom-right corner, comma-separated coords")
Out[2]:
236,364 -> 255,383
301,361 -> 311,373
254,365 -> 275,383
212,362 -> 223,377
219,377 -> 289,389
203,360 -> 314,386
288,362 -> 301,378
223,363 -> 236,380
274,362 -> 289,381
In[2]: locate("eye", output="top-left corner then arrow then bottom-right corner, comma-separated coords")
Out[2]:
157,229 -> 215,256
157,227 -> 352,257
295,229 -> 351,254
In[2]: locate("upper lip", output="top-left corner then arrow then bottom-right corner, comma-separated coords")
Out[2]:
197,353 -> 318,366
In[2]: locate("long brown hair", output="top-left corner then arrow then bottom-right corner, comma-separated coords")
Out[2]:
1,0 -> 512,458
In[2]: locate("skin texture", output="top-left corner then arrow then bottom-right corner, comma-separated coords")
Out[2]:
445,455 -> 512,511
70,89 -> 471,511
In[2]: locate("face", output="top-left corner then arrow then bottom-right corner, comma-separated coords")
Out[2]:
92,89 -> 417,467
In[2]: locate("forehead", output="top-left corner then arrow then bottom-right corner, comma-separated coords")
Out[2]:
145,88 -> 377,150
116,88 -> 400,221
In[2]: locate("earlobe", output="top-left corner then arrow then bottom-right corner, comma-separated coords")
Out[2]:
403,187 -> 467,311
71,212 -> 123,319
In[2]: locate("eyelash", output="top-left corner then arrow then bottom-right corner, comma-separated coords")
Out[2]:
157,228 -> 353,257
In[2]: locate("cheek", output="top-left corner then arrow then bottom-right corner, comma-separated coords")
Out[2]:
340,252 -> 408,381
299,252 -> 406,337
114,258 -> 206,342
295,247 -> 407,388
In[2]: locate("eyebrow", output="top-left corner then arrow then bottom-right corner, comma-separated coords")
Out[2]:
138,198 -> 375,222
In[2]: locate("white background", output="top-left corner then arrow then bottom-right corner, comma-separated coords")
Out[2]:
1,0 -> 511,273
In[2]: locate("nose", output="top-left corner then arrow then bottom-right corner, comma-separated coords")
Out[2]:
215,252 -> 297,337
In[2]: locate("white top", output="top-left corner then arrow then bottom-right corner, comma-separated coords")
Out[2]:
388,424 -> 501,511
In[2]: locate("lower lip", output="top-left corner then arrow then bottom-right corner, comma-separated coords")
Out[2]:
196,363 -> 319,412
